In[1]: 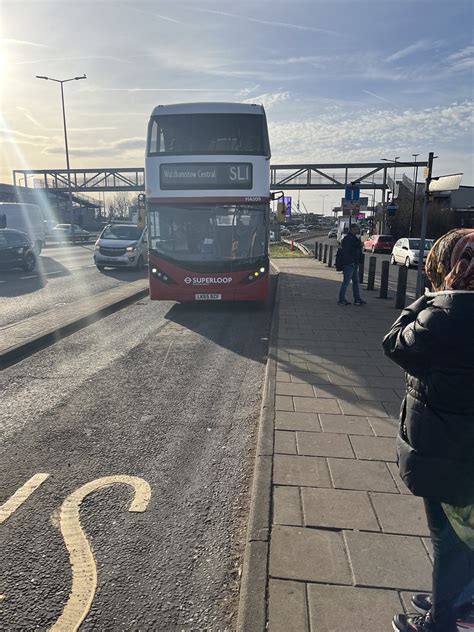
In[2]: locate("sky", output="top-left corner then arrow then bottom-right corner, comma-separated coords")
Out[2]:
1,0 -> 473,213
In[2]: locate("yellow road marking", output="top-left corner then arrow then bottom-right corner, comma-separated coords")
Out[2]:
0,473 -> 50,524
49,475 -> 151,632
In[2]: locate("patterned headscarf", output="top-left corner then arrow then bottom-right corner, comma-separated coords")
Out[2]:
425,228 -> 474,291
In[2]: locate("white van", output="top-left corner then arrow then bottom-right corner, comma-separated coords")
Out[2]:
94,223 -> 148,270
0,203 -> 46,253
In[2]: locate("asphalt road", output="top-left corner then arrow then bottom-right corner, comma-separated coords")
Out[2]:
0,243 -> 147,328
1,282 -> 275,630
301,235 -> 420,300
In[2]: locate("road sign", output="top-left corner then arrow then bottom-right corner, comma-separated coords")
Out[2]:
345,185 -> 360,201
284,196 -> 292,218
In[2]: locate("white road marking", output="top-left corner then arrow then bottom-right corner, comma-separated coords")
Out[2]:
50,475 -> 151,632
0,473 -> 50,524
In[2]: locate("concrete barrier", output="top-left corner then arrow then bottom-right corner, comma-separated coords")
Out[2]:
367,256 -> 376,290
379,260 -> 390,299
395,265 -> 408,309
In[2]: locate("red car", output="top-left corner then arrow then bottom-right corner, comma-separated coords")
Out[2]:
363,234 -> 395,253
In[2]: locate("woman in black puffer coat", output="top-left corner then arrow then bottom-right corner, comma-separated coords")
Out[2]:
383,229 -> 474,632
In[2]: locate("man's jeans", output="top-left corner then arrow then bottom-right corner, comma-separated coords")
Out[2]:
339,264 -> 361,302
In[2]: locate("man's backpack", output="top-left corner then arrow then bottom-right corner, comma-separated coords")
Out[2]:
335,247 -> 344,271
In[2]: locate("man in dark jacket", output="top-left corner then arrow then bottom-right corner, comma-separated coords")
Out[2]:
383,228 -> 474,632
338,223 -> 365,305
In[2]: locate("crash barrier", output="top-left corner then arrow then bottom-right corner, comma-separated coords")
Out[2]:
379,260 -> 390,299
395,265 -> 408,309
367,256 -> 376,291
328,245 -> 334,268
281,238 -> 312,256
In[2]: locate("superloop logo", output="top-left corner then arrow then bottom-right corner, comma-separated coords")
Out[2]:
184,276 -> 233,285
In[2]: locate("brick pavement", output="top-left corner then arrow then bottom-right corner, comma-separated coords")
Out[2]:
267,258 -> 432,632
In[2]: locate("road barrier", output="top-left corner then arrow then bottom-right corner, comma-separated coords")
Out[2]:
359,253 -> 365,284
379,260 -> 390,299
328,245 -> 334,268
396,265 -> 408,309
367,256 -> 376,290
323,244 -> 328,263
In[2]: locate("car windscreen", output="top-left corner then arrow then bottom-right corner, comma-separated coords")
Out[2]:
409,239 -> 433,249
101,225 -> 142,240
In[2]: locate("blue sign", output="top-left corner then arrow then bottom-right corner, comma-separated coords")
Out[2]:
284,196 -> 292,218
345,185 -> 360,201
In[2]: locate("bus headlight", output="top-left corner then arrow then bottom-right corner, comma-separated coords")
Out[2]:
241,267 -> 267,284
150,266 -> 176,284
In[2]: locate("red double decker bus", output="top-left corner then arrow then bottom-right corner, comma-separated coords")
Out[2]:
145,102 -> 271,302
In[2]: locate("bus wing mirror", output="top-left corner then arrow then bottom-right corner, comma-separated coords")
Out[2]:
271,191 -> 284,201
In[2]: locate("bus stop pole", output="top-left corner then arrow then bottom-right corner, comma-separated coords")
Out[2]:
415,152 -> 435,298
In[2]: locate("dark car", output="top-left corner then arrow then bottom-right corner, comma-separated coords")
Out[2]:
0,229 -> 36,272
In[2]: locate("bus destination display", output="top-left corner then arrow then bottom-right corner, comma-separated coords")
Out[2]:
160,163 -> 253,190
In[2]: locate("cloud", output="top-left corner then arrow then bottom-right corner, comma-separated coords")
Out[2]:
13,55 -> 130,66
243,92 -> 291,109
44,137 -> 145,157
103,88 -> 240,92
448,45 -> 474,61
385,39 -> 443,62
447,45 -> 474,72
361,90 -> 397,106
268,101 -> 474,164
3,38 -> 49,48
197,8 -> 339,35
0,126 -> 50,147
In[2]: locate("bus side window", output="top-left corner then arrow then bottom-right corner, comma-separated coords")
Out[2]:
0,214 -> 6,229
149,120 -> 158,154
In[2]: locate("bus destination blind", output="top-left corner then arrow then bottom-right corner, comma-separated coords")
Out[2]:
160,163 -> 253,190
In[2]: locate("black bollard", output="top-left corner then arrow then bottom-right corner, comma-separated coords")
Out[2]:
359,253 -> 365,284
379,260 -> 390,299
314,242 -> 318,259
318,243 -> 323,261
328,245 -> 334,268
323,243 -> 328,264
367,256 -> 376,290
395,265 -> 408,309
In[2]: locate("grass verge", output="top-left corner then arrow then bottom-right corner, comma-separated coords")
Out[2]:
270,242 -> 308,258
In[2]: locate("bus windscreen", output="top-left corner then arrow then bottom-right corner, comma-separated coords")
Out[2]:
148,204 -> 267,262
148,114 -> 268,156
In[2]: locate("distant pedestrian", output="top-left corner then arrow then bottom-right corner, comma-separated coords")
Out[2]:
337,223 -> 366,305
383,228 -> 474,632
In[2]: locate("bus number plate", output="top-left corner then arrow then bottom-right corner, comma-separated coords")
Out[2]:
195,293 -> 222,301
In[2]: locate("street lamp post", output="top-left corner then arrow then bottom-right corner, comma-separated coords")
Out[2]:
320,194 -> 328,215
36,74 -> 86,235
409,153 -> 420,238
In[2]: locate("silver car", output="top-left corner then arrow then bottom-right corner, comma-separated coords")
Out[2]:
391,238 -> 434,268
94,224 -> 148,270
